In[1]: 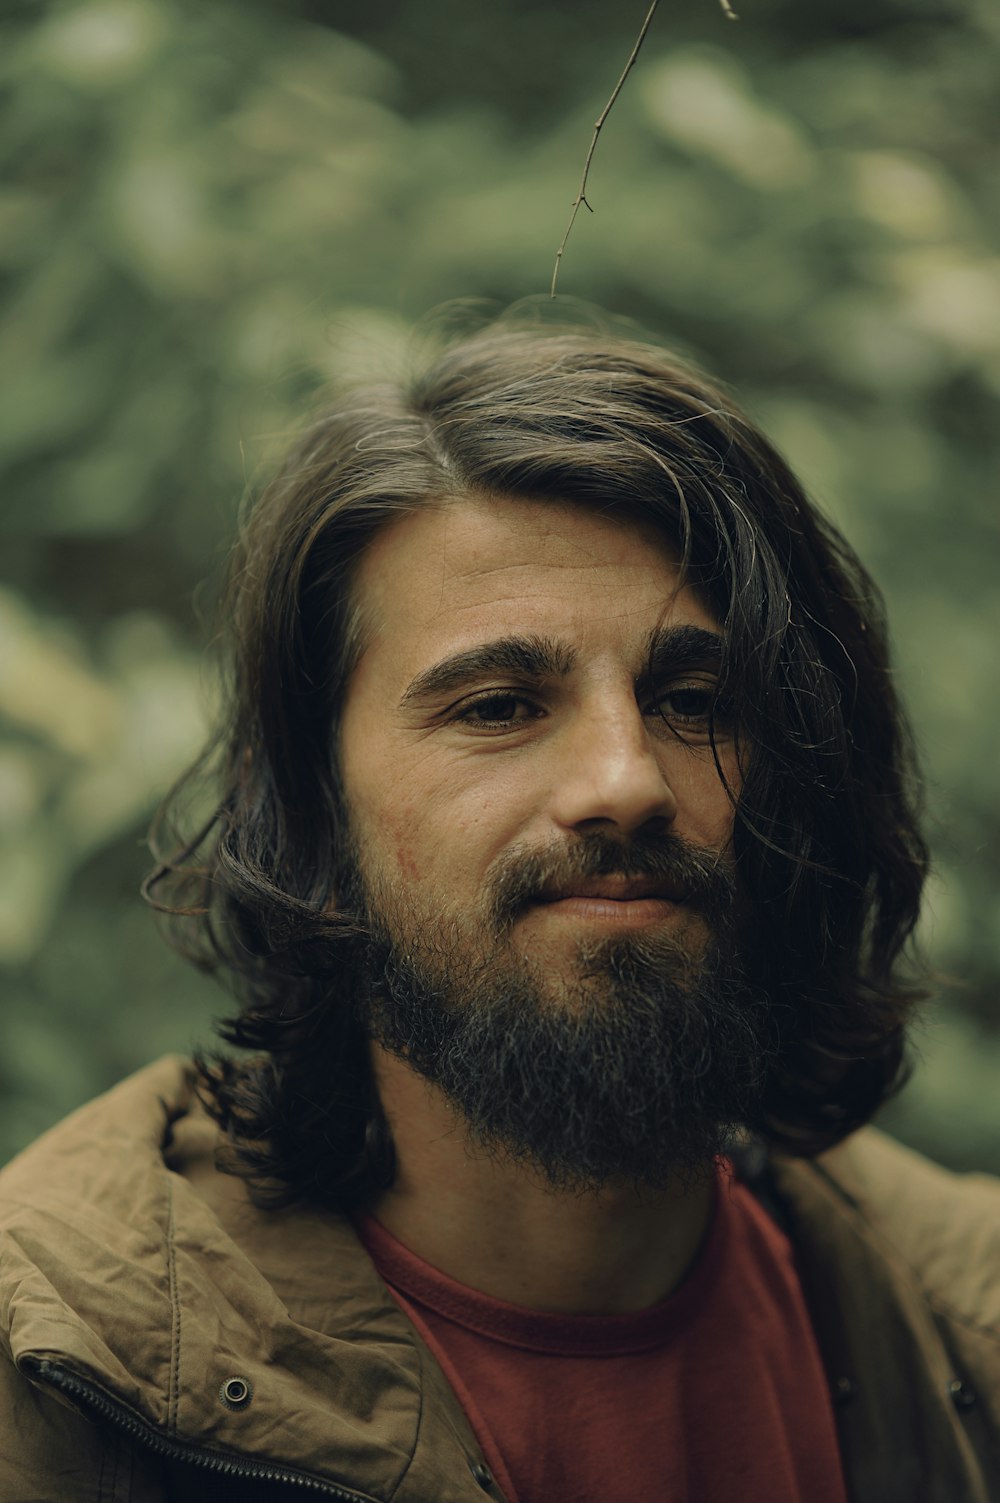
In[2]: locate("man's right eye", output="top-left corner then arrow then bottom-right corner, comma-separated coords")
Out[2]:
453,694 -> 541,728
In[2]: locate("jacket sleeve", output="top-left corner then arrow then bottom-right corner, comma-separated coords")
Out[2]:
0,1351 -> 166,1503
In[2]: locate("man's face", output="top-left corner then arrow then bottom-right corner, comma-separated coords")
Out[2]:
338,494 -> 771,1187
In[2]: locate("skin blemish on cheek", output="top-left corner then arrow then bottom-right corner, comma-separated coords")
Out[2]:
387,822 -> 422,882
396,845 -> 421,881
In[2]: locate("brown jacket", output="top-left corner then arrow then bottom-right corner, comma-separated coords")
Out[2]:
0,1056 -> 997,1503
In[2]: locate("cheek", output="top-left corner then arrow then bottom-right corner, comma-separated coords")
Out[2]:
374,795 -> 454,888
362,803 -> 424,883
704,778 -> 739,850
669,753 -> 738,847
372,799 -> 492,892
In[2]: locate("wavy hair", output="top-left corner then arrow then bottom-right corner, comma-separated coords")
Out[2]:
146,320 -> 929,1209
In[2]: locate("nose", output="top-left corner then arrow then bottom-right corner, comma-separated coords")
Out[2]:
551,700 -> 678,837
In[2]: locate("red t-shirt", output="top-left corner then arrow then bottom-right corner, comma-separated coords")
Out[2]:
356,1168 -> 848,1503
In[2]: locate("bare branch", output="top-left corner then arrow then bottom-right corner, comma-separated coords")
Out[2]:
549,0 -> 740,297
550,0 -> 660,298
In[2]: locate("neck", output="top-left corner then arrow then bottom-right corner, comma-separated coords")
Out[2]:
365,1046 -> 716,1315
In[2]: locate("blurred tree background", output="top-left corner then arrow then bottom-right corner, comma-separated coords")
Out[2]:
2,0 -> 998,1168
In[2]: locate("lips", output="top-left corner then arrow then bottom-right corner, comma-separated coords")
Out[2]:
536,875 -> 688,904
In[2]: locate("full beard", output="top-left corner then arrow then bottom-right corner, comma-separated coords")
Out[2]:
346,831 -> 777,1195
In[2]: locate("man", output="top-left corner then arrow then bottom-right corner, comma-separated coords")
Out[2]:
1,324 -> 997,1502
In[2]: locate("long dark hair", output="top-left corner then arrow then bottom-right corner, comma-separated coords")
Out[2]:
146,321 -> 929,1209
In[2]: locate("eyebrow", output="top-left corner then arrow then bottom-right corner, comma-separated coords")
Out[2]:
399,634 -> 576,709
399,624 -> 724,710
640,624 -> 725,684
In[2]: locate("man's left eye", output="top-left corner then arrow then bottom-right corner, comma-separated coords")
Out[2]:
652,686 -> 716,723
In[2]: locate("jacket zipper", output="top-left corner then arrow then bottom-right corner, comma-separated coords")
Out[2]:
25,1358 -> 376,1501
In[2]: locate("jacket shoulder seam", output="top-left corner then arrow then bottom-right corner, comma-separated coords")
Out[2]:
923,1288 -> 1000,1349
805,1155 -> 1000,1345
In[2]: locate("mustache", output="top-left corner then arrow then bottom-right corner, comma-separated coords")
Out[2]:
485,831 -> 738,928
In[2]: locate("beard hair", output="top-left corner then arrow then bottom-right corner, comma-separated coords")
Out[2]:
345,831 -> 778,1194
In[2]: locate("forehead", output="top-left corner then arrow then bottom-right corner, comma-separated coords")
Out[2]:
350,494 -> 715,665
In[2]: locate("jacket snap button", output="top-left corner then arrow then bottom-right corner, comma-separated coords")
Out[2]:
219,1375 -> 254,1410
948,1378 -> 977,1411
470,1461 -> 494,1491
833,1376 -> 856,1407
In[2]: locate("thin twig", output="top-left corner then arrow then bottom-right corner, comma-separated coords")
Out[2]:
550,0 -> 661,298
549,0 -> 739,297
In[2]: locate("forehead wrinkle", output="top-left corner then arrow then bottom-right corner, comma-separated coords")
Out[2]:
440,563 -> 680,626
445,601 -> 675,648
443,556 -> 669,585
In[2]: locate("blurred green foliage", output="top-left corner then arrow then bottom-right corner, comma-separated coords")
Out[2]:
2,0 -> 998,1167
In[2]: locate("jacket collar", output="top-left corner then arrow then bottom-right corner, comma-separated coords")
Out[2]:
0,1057 -> 492,1502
